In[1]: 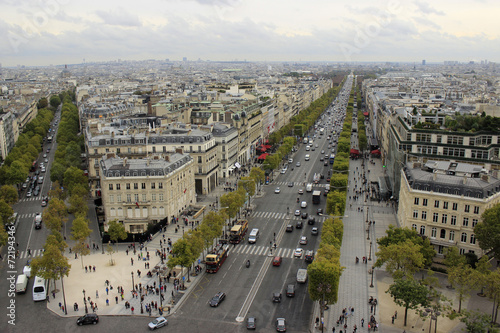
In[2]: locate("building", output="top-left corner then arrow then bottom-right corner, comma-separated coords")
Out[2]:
0,111 -> 18,160
99,153 -> 195,234
398,160 -> 500,257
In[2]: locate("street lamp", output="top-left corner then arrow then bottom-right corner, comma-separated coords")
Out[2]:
82,289 -> 88,314
131,271 -> 135,292
370,266 -> 375,288
424,308 -> 441,333
317,282 -> 331,333
59,267 -> 68,315
368,241 -> 372,261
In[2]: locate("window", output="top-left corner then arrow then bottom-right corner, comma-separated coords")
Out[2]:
413,210 -> 419,218
134,194 -> 139,202
421,211 -> 427,220
431,227 -> 437,238
116,184 -> 121,190
126,194 -> 131,202
470,234 -> 476,244
452,203 -> 458,211
151,194 -> 156,201
461,232 -> 467,243
117,207 -> 123,216
474,206 -> 479,214
151,183 -> 156,189
449,230 -> 455,241
110,208 -> 116,217
109,195 -> 114,203
443,202 -> 448,209
433,213 -> 439,222
412,224 -> 417,231
440,229 -> 446,239
472,219 -> 478,227
142,194 -> 147,202
451,215 -> 457,225
463,218 -> 469,227
159,182 -> 163,189
109,184 -> 113,190
141,183 -> 146,189
420,225 -> 426,235
423,199 -> 428,206
465,205 -> 470,213
117,195 -> 121,202
441,214 -> 448,224
134,183 -> 138,190
159,193 -> 164,201
414,198 -> 420,205
460,248 -> 466,255
434,200 -> 440,208
126,183 -> 130,190
198,156 -> 202,163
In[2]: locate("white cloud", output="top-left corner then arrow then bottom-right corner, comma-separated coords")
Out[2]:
94,8 -> 142,27
413,1 -> 445,15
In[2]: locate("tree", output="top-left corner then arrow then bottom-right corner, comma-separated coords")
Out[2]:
70,216 -> 92,268
107,220 -> 127,252
387,278 -> 430,326
0,228 -> 8,246
31,242 -> 71,293
448,263 -> 479,313
0,185 -> 18,205
308,258 -> 343,309
444,246 -> 466,268
0,200 -> 14,227
37,97 -> 48,109
106,243 -> 116,266
43,198 -> 68,233
167,238 -> 197,285
220,191 -> 244,220
49,95 -> 61,108
460,310 -> 499,333
375,239 -> 425,279
483,268 -> 500,323
68,194 -> 88,217
475,204 -> 500,257
249,167 -> 265,185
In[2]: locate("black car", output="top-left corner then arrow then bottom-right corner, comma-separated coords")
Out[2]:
317,208 -> 323,215
272,292 -> 282,303
76,313 -> 99,325
286,284 -> 295,297
247,316 -> 256,330
308,217 -> 316,225
276,318 -> 286,332
301,212 -> 308,219
296,221 -> 303,229
286,224 -> 293,232
209,292 -> 226,307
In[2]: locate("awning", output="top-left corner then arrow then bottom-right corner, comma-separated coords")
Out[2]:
263,145 -> 272,149
350,149 -> 360,155
363,112 -> 369,116
257,153 -> 269,160
257,146 -> 267,152
371,149 -> 381,155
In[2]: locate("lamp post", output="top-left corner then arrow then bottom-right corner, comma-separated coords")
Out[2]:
424,308 -> 441,333
368,241 -> 372,261
317,282 -> 331,333
59,267 -> 68,315
82,289 -> 88,314
159,272 -> 163,309
370,266 -> 375,288
131,271 -> 135,292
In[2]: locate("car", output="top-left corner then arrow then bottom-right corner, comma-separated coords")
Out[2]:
148,316 -> 168,330
298,188 -> 303,194
41,167 -> 46,173
308,217 -> 316,225
22,183 -> 28,189
288,182 -> 293,187
33,189 -> 40,196
296,220 -> 303,229
280,168 -> 287,174
46,149 -> 50,153
311,227 -> 319,235
286,224 -> 293,232
43,154 -> 47,158
299,236 -> 308,245
272,292 -> 282,303
294,248 -> 303,258
300,201 -> 307,208
76,313 -> 99,325
272,256 -> 282,266
317,208 -> 323,215
209,292 -> 226,307
321,150 -> 325,154
286,284 -> 295,297
41,199 -> 47,207
38,176 -> 44,184
44,158 -> 48,163
305,145 -> 310,151
25,177 -> 30,183
288,158 -> 293,164
294,210 -> 300,216
276,318 -> 286,332
320,156 -> 324,161
34,170 -> 40,175
305,250 -> 315,263
296,162 -> 301,167
247,316 -> 257,330
301,212 -> 308,219
324,161 -> 328,166
275,187 -> 280,194
26,190 -> 32,197
311,146 -> 315,151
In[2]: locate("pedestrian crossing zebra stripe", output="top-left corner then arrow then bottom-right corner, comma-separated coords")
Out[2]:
229,245 -> 299,259
18,249 -> 43,259
249,211 -> 326,223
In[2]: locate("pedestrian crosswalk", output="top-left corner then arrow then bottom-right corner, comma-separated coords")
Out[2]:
250,210 -> 327,223
18,212 -> 39,219
229,244 -> 298,259
270,181 -> 329,188
17,249 -> 44,259
20,197 -> 43,202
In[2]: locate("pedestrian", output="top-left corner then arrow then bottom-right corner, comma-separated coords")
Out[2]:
106,298 -> 109,306
131,306 -> 134,313
59,302 -> 62,309
131,258 -> 134,265
115,296 -> 118,304
370,305 -> 373,313
392,315 -> 395,324
27,247 -> 31,256
394,311 -> 398,319
332,327 -> 335,333
93,265 -> 96,272
85,266 -> 88,273
106,287 -> 109,295
361,318 -> 364,327
52,291 -> 56,299
96,290 -> 99,298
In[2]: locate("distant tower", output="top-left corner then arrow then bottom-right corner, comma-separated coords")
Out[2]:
422,59 -> 426,65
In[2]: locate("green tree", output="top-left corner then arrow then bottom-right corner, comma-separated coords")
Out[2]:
387,278 -> 430,326
106,243 -> 116,265
68,194 -> 88,217
460,310 -> 499,333
308,258 -> 343,310
0,185 -> 18,205
249,167 -> 265,185
30,242 -> 71,293
448,263 -> 479,313
43,198 -> 68,233
375,239 -> 425,279
167,238 -> 197,284
475,204 -> 500,257
49,95 -> 61,108
220,191 -> 244,219
444,246 -> 466,268
70,216 -> 92,268
107,220 -> 128,252
0,228 -> 8,246
0,200 -> 14,227
37,97 -> 48,109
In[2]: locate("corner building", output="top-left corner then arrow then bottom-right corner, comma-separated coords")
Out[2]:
99,153 -> 195,233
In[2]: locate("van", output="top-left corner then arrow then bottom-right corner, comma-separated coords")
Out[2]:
34,213 -> 42,229
306,183 -> 313,192
305,154 -> 310,161
325,184 -> 331,191
16,274 -> 28,293
248,228 -> 260,244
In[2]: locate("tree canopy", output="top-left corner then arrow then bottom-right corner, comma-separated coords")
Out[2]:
475,204 -> 500,257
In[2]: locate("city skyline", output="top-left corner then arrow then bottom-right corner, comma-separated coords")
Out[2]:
1,0 -> 499,67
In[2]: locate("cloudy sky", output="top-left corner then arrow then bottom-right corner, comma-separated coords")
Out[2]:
0,0 -> 498,67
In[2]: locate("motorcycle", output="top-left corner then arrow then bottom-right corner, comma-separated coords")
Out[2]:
246,260 -> 250,268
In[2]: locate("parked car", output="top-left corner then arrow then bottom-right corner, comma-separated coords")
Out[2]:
76,313 -> 99,325
148,316 -> 167,330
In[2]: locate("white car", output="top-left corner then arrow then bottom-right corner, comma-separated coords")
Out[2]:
288,158 -> 293,163
299,236 -> 308,245
294,248 -> 304,258
300,201 -> 307,208
148,316 -> 168,330
275,187 -> 281,194
294,210 -> 301,216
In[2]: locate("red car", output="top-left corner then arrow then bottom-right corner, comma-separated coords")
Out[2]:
272,256 -> 282,266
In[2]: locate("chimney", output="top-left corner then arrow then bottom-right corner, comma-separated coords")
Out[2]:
463,174 -> 468,184
123,157 -> 128,166
433,172 -> 437,181
146,158 -> 150,166
164,155 -> 170,162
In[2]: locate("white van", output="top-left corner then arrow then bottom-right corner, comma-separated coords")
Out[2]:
16,274 -> 28,293
32,276 -> 46,301
305,154 -> 310,161
248,228 -> 260,244
306,183 -> 313,192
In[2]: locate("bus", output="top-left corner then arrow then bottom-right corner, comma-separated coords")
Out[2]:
30,161 -> 37,172
329,154 -> 336,164
32,276 -> 46,301
47,136 -> 53,143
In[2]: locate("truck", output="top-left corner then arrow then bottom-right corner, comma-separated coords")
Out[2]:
229,219 -> 249,244
306,183 -> 313,192
297,268 -> 308,283
205,243 -> 229,273
312,190 -> 321,204
313,173 -> 320,184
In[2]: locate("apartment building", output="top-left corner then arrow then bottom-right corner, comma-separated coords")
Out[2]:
99,153 -> 195,234
398,160 -> 500,256
0,111 -> 18,160
212,123 -> 239,179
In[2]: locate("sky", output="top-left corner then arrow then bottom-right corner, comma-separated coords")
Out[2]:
0,0 -> 499,67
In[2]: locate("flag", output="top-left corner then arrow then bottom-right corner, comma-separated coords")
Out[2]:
184,189 -> 187,193
135,202 -> 139,207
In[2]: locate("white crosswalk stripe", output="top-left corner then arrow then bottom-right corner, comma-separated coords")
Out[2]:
250,211 -> 326,223
231,245 -> 298,258
18,249 -> 43,259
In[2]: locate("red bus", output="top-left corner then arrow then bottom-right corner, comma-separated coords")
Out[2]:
30,161 -> 37,172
